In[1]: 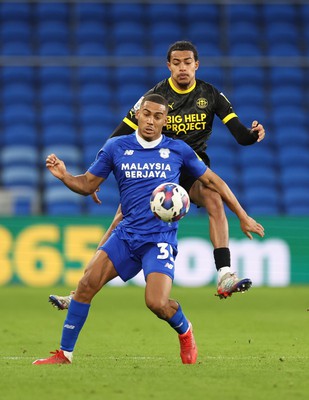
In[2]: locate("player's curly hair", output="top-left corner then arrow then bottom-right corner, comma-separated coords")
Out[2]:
167,41 -> 199,61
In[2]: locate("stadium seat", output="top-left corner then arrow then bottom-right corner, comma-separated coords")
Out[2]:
2,83 -> 36,104
239,147 -> 277,169
114,67 -> 149,86
226,4 -> 260,23
41,105 -> 75,126
78,67 -> 110,86
74,3 -> 107,22
272,106 -> 306,128
0,3 -> 31,21
265,22 -> 300,46
1,66 -> 35,84
41,125 -> 78,146
37,21 -> 70,44
148,22 -> 183,48
37,41 -> 71,56
41,145 -> 82,169
1,165 -> 40,189
269,85 -> 303,107
109,3 -> 145,22
112,42 -> 146,57
81,127 -> 113,150
184,4 -> 219,23
228,22 -> 260,46
79,105 -> 116,127
281,166 -> 309,188
43,187 -> 84,216
277,146 -> 309,168
0,145 -> 39,168
112,22 -> 145,44
232,85 -> 264,108
2,104 -> 36,126
262,4 -> 298,23
75,22 -> 106,44
242,186 -> 280,215
76,42 -> 108,56
1,41 -> 32,55
272,125 -> 308,148
2,124 -> 38,146
283,187 -> 309,215
228,43 -> 262,56
0,21 -> 32,42
230,67 -> 265,88
35,3 -> 69,22
39,66 -> 72,85
117,84 -> 148,108
207,145 -> 238,169
268,67 -> 305,87
266,43 -> 302,56
40,83 -> 74,106
79,83 -> 112,106
198,67 -> 225,89
146,3 -> 182,23
241,166 -> 278,189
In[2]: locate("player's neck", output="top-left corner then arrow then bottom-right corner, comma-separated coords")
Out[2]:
169,77 -> 196,93
136,131 -> 163,148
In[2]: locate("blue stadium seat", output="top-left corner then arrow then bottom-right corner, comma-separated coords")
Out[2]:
2,124 -> 38,146
228,22 -> 260,46
81,125 -> 113,150
1,41 -> 32,55
117,84 -> 148,107
241,166 -> 278,189
1,165 -> 40,189
0,21 -> 32,42
39,67 -> 72,85
230,67 -> 265,88
35,3 -> 69,22
232,85 -> 264,108
185,4 -> 219,23
110,3 -> 145,22
79,83 -> 112,106
234,105 -> 267,128
112,22 -> 145,44
1,66 -> 35,84
147,3 -> 182,23
37,41 -> 70,56
187,22 -> 220,48
2,104 -> 36,126
83,144 -> 102,168
198,67 -> 225,89
112,42 -> 146,57
262,4 -> 298,23
266,43 -> 301,56
40,83 -> 74,106
41,125 -> 78,146
43,187 -> 84,216
277,146 -> 309,168
0,3 -> 31,21
148,22 -> 183,48
265,22 -> 300,46
269,85 -> 303,107
226,4 -> 260,23
2,83 -> 36,104
85,176 -> 120,216
37,21 -> 69,43
79,105 -> 116,127
74,3 -> 107,22
41,105 -> 75,126
76,42 -> 108,56
281,166 -> 309,188
114,67 -> 149,86
242,186 -> 280,215
75,22 -> 106,44
283,187 -> 309,215
272,106 -> 306,128
189,40 -> 222,57
228,43 -> 262,56
211,165 -> 240,195
272,125 -> 308,148
42,147 -> 81,172
207,145 -> 238,169
268,67 -> 305,87
78,67 -> 110,85
239,147 -> 277,169
0,145 -> 39,168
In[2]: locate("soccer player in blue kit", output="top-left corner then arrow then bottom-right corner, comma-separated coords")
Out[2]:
33,94 -> 264,365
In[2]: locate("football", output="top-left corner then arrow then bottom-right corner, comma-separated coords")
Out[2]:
150,182 -> 190,222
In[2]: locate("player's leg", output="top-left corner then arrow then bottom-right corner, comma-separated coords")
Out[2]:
49,204 -> 123,310
189,180 -> 252,298
145,272 -> 197,364
33,250 -> 118,365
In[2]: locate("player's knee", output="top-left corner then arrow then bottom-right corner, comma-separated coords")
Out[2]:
145,297 -> 168,319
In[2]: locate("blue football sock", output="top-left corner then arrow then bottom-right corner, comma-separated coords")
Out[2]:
60,299 -> 90,352
167,304 -> 189,335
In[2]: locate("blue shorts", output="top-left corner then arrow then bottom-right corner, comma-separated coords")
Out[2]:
99,228 -> 178,282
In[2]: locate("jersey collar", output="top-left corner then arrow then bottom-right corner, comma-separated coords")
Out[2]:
135,130 -> 163,148
168,77 -> 196,94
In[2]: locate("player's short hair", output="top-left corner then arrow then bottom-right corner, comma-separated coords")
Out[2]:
167,41 -> 199,61
141,94 -> 169,112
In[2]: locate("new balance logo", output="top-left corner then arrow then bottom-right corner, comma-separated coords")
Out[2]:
124,150 -> 134,155
64,324 -> 75,330
165,262 -> 174,270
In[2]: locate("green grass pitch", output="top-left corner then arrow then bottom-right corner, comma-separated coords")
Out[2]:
1,285 -> 308,400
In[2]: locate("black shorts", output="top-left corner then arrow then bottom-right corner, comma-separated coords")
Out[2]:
179,152 -> 210,193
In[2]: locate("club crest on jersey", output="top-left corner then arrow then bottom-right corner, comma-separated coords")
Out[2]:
196,98 -> 208,109
159,148 -> 170,159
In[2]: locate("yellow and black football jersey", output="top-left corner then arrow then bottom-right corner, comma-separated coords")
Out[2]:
121,77 -> 238,154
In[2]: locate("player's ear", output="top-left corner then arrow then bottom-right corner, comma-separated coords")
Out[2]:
167,62 -> 171,72
135,109 -> 140,119
195,61 -> 199,70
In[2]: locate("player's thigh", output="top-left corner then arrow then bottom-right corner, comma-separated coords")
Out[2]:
189,180 -> 225,213
142,242 -> 177,282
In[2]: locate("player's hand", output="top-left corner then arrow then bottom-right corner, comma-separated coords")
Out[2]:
240,215 -> 265,239
91,187 -> 102,204
46,153 -> 66,180
250,120 -> 265,143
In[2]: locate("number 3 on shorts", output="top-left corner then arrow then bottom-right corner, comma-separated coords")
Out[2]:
157,243 -> 175,263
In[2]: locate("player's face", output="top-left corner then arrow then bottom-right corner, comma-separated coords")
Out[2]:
136,101 -> 167,142
167,50 -> 199,90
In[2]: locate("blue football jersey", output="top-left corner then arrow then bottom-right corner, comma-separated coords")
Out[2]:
88,133 -> 207,234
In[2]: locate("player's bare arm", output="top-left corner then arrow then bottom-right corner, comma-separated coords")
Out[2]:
198,168 -> 264,239
46,153 -> 104,196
